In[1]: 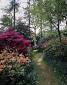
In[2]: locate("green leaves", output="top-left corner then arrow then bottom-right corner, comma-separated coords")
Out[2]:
2,15 -> 12,27
31,0 -> 67,29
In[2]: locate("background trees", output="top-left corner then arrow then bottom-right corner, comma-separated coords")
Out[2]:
16,22 -> 31,39
6,0 -> 19,28
31,0 -> 67,42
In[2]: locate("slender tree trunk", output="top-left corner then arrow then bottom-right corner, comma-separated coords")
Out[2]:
28,0 -> 31,38
40,19 -> 43,38
41,25 -> 42,37
34,26 -> 37,46
57,19 -> 61,42
50,23 -> 53,32
65,16 -> 67,26
14,0 -> 15,28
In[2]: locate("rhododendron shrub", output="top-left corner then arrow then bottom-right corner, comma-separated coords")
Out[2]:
0,28 -> 31,54
0,50 -> 31,72
0,50 -> 37,85
0,28 -> 37,85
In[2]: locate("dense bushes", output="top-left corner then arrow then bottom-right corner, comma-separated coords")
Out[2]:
16,22 -> 31,39
43,44 -> 67,84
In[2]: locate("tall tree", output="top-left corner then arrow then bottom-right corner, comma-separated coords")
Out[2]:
31,0 -> 45,38
52,0 -> 67,42
8,0 -> 19,28
24,0 -> 31,39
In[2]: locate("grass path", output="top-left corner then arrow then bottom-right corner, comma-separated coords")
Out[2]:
32,52 -> 59,85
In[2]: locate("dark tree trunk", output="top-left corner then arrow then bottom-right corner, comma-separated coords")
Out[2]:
57,19 -> 62,43
40,19 -> 43,38
50,23 -> 53,32
41,24 -> 42,37
66,19 -> 67,26
34,27 -> 36,39
14,0 -> 15,28
34,26 -> 37,46
28,0 -> 31,38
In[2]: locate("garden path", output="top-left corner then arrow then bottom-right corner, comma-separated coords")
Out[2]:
33,52 -> 59,85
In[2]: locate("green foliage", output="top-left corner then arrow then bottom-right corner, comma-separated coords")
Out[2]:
63,30 -> 67,37
16,22 -> 30,39
2,15 -> 12,27
31,0 -> 67,41
36,31 -> 58,48
31,0 -> 44,27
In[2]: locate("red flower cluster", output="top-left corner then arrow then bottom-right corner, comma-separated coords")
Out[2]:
0,28 -> 31,54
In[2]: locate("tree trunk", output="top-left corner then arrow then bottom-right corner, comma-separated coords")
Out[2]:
40,19 -> 43,38
14,0 -> 15,28
66,19 -> 67,27
50,23 -> 53,32
41,24 -> 42,37
28,0 -> 31,39
57,19 -> 61,43
34,26 -> 37,46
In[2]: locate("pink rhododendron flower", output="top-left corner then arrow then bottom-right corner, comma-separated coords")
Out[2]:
0,27 -> 31,54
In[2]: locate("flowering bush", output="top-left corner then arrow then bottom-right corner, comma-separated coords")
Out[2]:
0,50 -> 37,85
0,49 -> 31,72
0,28 -> 31,54
0,28 -> 37,85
